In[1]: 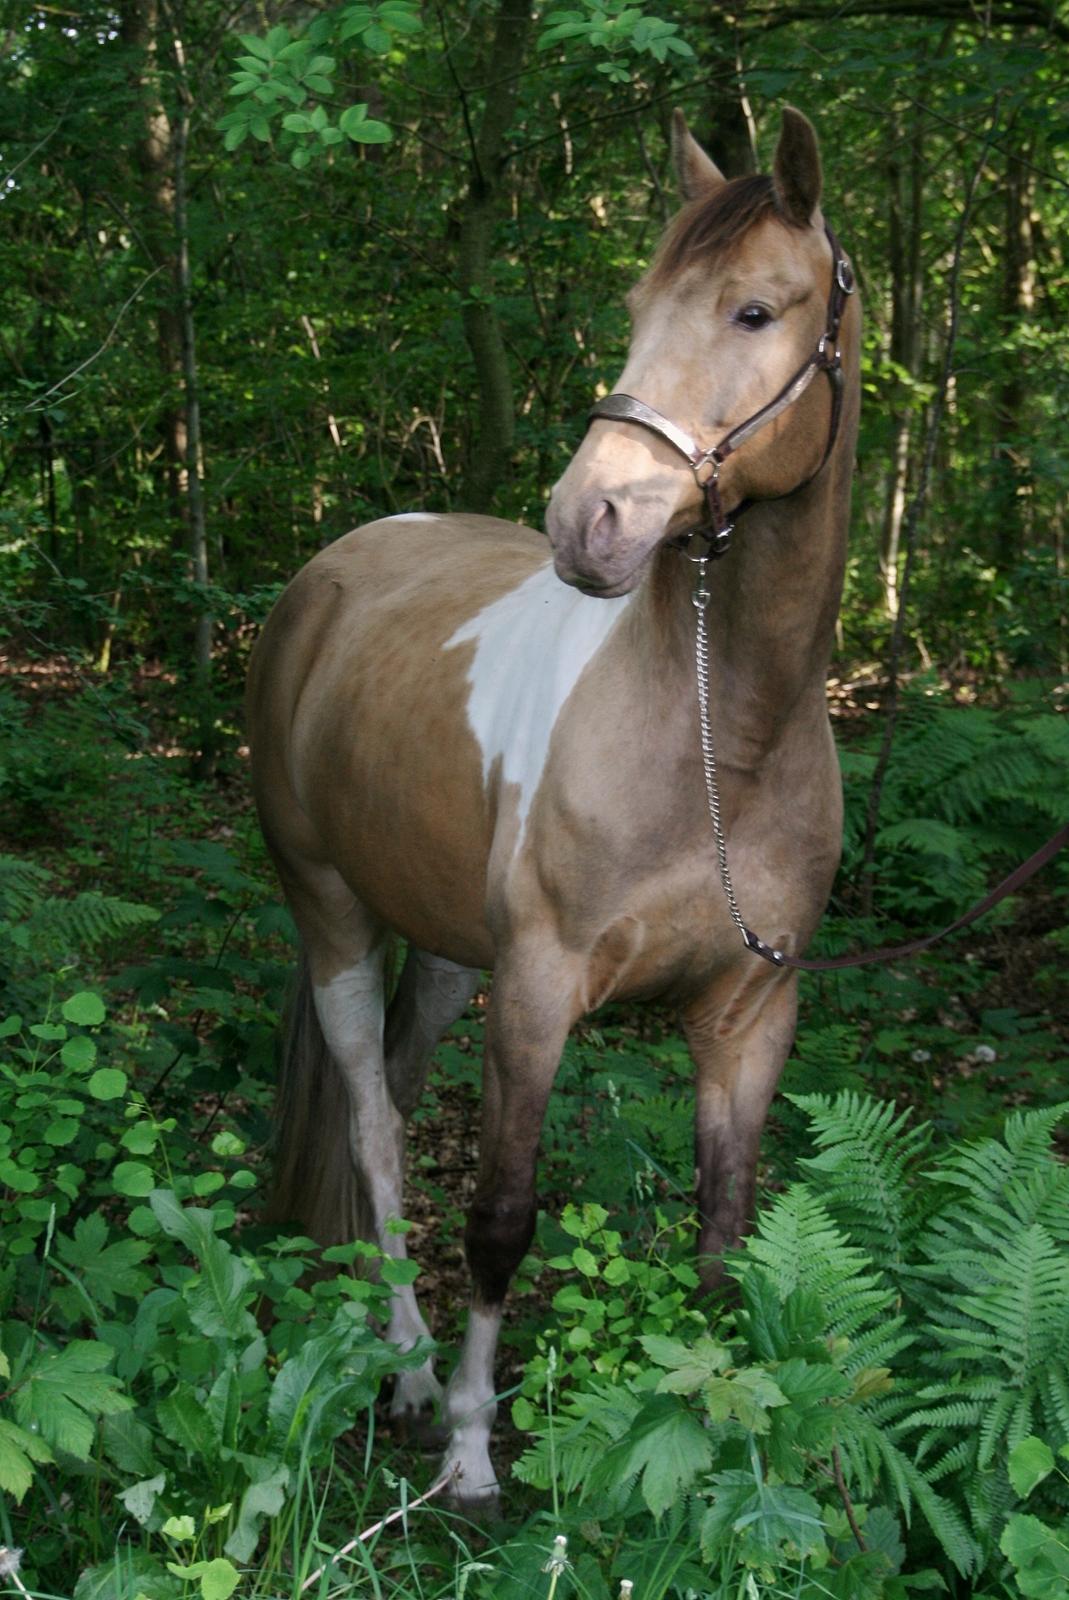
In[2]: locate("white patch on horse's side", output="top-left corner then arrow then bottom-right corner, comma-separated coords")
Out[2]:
386,512 -> 442,524
442,1304 -> 503,1501
446,562 -> 632,832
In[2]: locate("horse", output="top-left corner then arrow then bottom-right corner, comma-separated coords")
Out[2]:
246,105 -> 860,1508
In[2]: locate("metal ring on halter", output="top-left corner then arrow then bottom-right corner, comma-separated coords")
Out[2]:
680,522 -> 734,562
690,449 -> 722,487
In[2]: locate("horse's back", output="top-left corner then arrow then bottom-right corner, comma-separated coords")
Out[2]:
247,513 -> 547,963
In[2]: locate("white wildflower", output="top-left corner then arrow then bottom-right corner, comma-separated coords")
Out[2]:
974,1044 -> 997,1063
911,1049 -> 931,1064
542,1535 -> 569,1576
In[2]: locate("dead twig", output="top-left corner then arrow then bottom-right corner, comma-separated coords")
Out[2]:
300,1466 -> 458,1593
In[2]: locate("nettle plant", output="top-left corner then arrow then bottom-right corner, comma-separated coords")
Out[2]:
509,1095 -> 1069,1599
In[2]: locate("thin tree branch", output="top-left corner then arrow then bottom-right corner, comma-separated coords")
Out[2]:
25,266 -> 164,410
832,1446 -> 868,1552
300,1468 -> 458,1593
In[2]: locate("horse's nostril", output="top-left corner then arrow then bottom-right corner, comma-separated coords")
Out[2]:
583,498 -> 619,557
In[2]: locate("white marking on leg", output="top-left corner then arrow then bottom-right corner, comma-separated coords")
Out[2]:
442,1304 -> 503,1501
445,563 -> 633,835
313,959 -> 436,1396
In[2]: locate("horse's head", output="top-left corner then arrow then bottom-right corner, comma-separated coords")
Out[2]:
546,107 -> 853,597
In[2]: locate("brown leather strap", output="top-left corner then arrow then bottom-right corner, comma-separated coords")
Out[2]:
588,224 -> 855,558
743,820 -> 1069,971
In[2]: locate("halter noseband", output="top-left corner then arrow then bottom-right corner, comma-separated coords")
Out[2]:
587,224 -> 855,559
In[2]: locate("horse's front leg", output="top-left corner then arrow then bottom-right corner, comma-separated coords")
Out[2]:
441,950 -> 578,1509
683,963 -> 799,1285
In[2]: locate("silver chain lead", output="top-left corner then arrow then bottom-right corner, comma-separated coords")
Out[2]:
692,558 -> 748,945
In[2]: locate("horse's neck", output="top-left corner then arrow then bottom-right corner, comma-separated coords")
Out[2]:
634,479 -> 848,773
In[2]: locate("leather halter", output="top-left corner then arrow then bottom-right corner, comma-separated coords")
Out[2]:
587,224 -> 855,559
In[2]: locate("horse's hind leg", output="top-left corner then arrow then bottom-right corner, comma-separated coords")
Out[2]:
382,947 -> 479,1428
384,948 -> 479,1116
273,871 -> 440,1414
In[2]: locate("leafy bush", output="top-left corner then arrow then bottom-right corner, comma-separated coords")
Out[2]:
0,984 -> 429,1598
509,1095 -> 1069,1598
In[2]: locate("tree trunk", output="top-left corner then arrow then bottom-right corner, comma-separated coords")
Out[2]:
700,17 -> 757,177
120,0 -> 186,522
457,0 -> 534,512
879,104 -> 924,617
992,137 -> 1035,571
171,21 -> 215,779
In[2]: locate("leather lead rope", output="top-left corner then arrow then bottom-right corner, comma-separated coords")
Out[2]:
743,823 -> 1069,972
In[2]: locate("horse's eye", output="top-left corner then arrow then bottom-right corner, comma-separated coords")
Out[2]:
736,303 -> 773,330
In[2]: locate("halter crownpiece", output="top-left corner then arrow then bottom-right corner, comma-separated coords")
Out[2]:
588,224 -> 855,559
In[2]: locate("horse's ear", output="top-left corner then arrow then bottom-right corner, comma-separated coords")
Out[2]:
671,109 -> 725,200
772,107 -> 822,226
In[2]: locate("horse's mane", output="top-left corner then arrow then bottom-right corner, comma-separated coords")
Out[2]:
649,173 -> 800,286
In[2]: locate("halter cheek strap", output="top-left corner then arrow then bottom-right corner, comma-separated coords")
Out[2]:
587,224 -> 855,557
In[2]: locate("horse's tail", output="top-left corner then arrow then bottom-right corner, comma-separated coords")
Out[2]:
265,947 -> 369,1245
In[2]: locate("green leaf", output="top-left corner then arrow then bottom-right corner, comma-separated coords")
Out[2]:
1010,1436 -> 1056,1498
44,1117 -> 81,1145
13,1340 -> 131,1460
224,123 -> 249,151
0,1416 -> 54,1502
701,1467 -> 826,1565
119,1471 -> 166,1526
349,118 -> 391,144
56,1214 -> 152,1309
62,991 -> 106,1026
113,1161 -> 155,1197
61,1033 -> 96,1070
73,1550 -> 180,1600
282,112 -> 312,133
594,1393 -> 714,1516
157,1388 -> 219,1457
238,33 -> 272,59
1000,1513 -> 1069,1597
188,1560 -> 239,1600
224,1461 -> 290,1561
89,1068 -> 128,1100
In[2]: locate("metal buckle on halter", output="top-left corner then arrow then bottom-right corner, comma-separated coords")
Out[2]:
836,258 -> 855,295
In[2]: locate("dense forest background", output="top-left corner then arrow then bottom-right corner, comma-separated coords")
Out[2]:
1,3 -> 1068,1599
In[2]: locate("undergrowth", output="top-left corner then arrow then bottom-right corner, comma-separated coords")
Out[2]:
0,665 -> 1065,1598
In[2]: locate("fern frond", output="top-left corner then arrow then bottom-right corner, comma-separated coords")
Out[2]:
26,892 -> 159,960
788,1090 -> 930,1269
734,1184 -> 899,1365
0,853 -> 51,918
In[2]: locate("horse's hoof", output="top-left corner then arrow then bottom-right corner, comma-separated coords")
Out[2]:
444,1480 -> 502,1522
